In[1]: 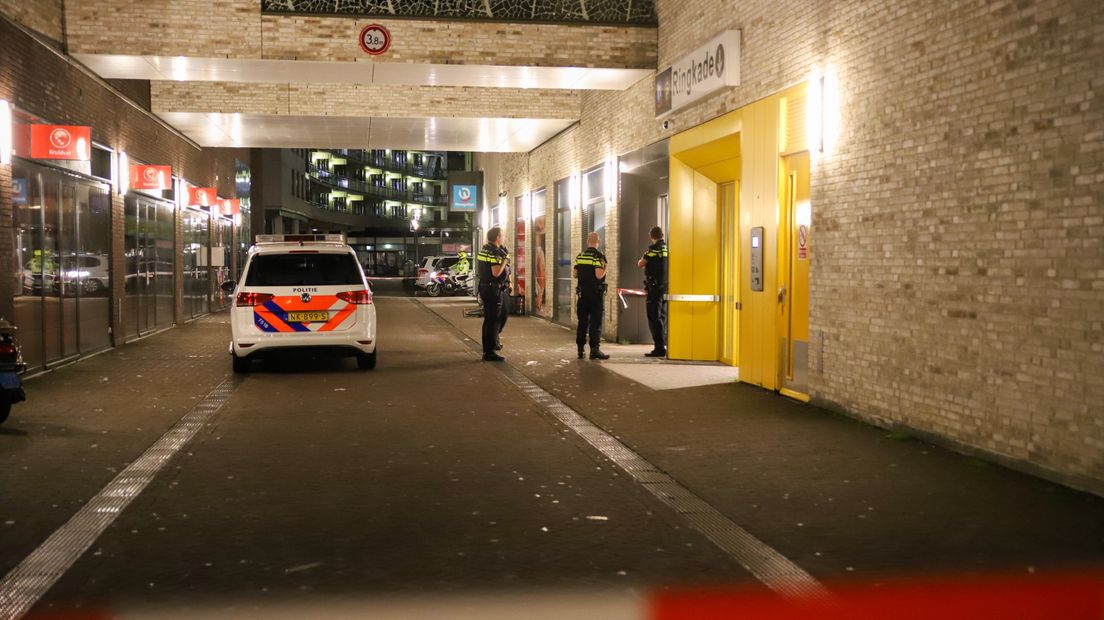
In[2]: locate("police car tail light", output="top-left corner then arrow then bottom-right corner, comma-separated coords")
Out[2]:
338,290 -> 373,305
236,292 -> 274,307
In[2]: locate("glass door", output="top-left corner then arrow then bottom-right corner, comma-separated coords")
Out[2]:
530,189 -> 547,316
125,193 -> 176,339
553,178 -> 574,324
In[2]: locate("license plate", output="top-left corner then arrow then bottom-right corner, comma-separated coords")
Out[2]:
286,311 -> 329,323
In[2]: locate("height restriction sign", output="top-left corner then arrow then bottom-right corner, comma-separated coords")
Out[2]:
359,24 -> 391,56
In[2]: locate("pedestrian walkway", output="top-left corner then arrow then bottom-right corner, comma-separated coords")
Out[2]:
420,297 -> 1104,583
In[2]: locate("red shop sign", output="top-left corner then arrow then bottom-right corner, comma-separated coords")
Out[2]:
188,187 -> 217,207
29,125 -> 92,160
214,198 -> 239,218
130,165 -> 172,190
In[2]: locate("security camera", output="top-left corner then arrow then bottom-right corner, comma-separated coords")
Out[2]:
498,191 -> 508,198
661,120 -> 672,130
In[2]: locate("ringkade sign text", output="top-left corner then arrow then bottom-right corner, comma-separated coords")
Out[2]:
655,30 -> 741,118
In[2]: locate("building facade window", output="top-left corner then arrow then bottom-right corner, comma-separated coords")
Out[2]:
123,192 -> 175,341
10,159 -> 112,371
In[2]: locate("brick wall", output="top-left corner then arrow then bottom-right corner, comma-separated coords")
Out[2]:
0,0 -> 62,44
151,82 -> 582,120
486,0 -> 1104,492
0,162 -> 12,322
64,1 -> 656,70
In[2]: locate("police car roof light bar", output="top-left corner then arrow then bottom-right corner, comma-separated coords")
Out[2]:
255,234 -> 346,244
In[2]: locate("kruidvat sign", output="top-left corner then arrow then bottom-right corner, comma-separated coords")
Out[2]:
130,164 -> 172,191
29,125 -> 92,160
655,30 -> 741,118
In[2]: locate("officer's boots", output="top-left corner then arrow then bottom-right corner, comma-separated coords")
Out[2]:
589,348 -> 610,360
577,345 -> 585,360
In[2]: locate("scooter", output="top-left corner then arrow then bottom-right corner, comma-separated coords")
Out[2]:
0,319 -> 26,425
425,270 -> 474,297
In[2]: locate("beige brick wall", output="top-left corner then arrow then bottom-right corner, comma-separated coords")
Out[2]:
151,81 -> 582,119
0,0 -> 63,43
260,15 -> 657,68
483,0 -> 1104,492
66,0 -> 263,58
64,1 -> 656,70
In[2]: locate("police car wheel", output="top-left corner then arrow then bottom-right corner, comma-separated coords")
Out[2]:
357,349 -> 377,370
232,353 -> 251,374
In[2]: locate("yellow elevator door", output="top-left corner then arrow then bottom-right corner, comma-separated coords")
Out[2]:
778,151 -> 811,400
720,182 -> 740,366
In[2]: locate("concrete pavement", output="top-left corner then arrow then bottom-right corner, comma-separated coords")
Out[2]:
0,291 -> 1101,617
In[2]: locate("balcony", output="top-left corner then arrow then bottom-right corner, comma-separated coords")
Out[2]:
305,163 -> 449,208
327,149 -> 449,181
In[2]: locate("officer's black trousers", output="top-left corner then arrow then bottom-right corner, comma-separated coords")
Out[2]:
576,294 -> 604,350
646,287 -> 666,351
498,288 -> 510,335
480,287 -> 501,354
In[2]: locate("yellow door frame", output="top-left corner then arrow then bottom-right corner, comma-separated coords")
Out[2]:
666,81 -> 813,399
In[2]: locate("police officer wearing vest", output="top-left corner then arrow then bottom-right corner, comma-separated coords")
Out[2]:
574,232 -> 610,360
638,226 -> 668,357
477,227 -> 509,362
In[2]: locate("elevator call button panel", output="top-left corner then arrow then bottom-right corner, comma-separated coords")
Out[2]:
750,226 -> 764,292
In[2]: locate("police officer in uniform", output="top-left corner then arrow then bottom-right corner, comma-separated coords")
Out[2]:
476,227 -> 509,361
574,232 -> 610,360
638,226 -> 668,357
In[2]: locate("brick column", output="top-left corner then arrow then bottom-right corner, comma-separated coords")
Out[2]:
110,193 -> 126,345
174,202 -> 184,324
0,162 -> 13,322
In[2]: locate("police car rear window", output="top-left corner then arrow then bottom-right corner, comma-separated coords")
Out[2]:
245,253 -> 362,287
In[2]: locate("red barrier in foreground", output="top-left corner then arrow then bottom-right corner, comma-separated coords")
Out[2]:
652,573 -> 1104,620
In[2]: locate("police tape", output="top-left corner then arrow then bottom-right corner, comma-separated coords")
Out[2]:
616,287 -> 647,309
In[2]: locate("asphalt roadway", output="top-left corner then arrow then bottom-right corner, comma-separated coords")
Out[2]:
1,287 -> 1102,618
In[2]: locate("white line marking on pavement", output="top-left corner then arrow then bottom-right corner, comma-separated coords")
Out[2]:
0,379 -> 239,620
417,299 -> 829,600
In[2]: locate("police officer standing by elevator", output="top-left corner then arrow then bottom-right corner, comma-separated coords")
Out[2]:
477,227 -> 509,362
638,226 -> 668,357
574,232 -> 610,360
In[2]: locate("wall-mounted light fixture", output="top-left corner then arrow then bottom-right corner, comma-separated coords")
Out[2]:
117,151 -> 130,195
604,156 -> 617,204
569,172 -> 580,212
0,100 -> 11,165
807,66 -> 841,157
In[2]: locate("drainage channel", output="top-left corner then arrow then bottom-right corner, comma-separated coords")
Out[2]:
0,378 -> 241,620
415,298 -> 828,600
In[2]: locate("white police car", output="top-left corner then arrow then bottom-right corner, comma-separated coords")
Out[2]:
224,234 -> 377,373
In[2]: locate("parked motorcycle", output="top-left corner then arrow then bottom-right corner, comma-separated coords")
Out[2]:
0,319 -> 26,425
425,270 -> 474,297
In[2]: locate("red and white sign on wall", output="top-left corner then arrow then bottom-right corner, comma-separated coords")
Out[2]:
215,198 -> 240,218
797,224 -> 809,260
29,125 -> 91,160
130,165 -> 172,190
358,24 -> 392,55
188,187 -> 217,207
